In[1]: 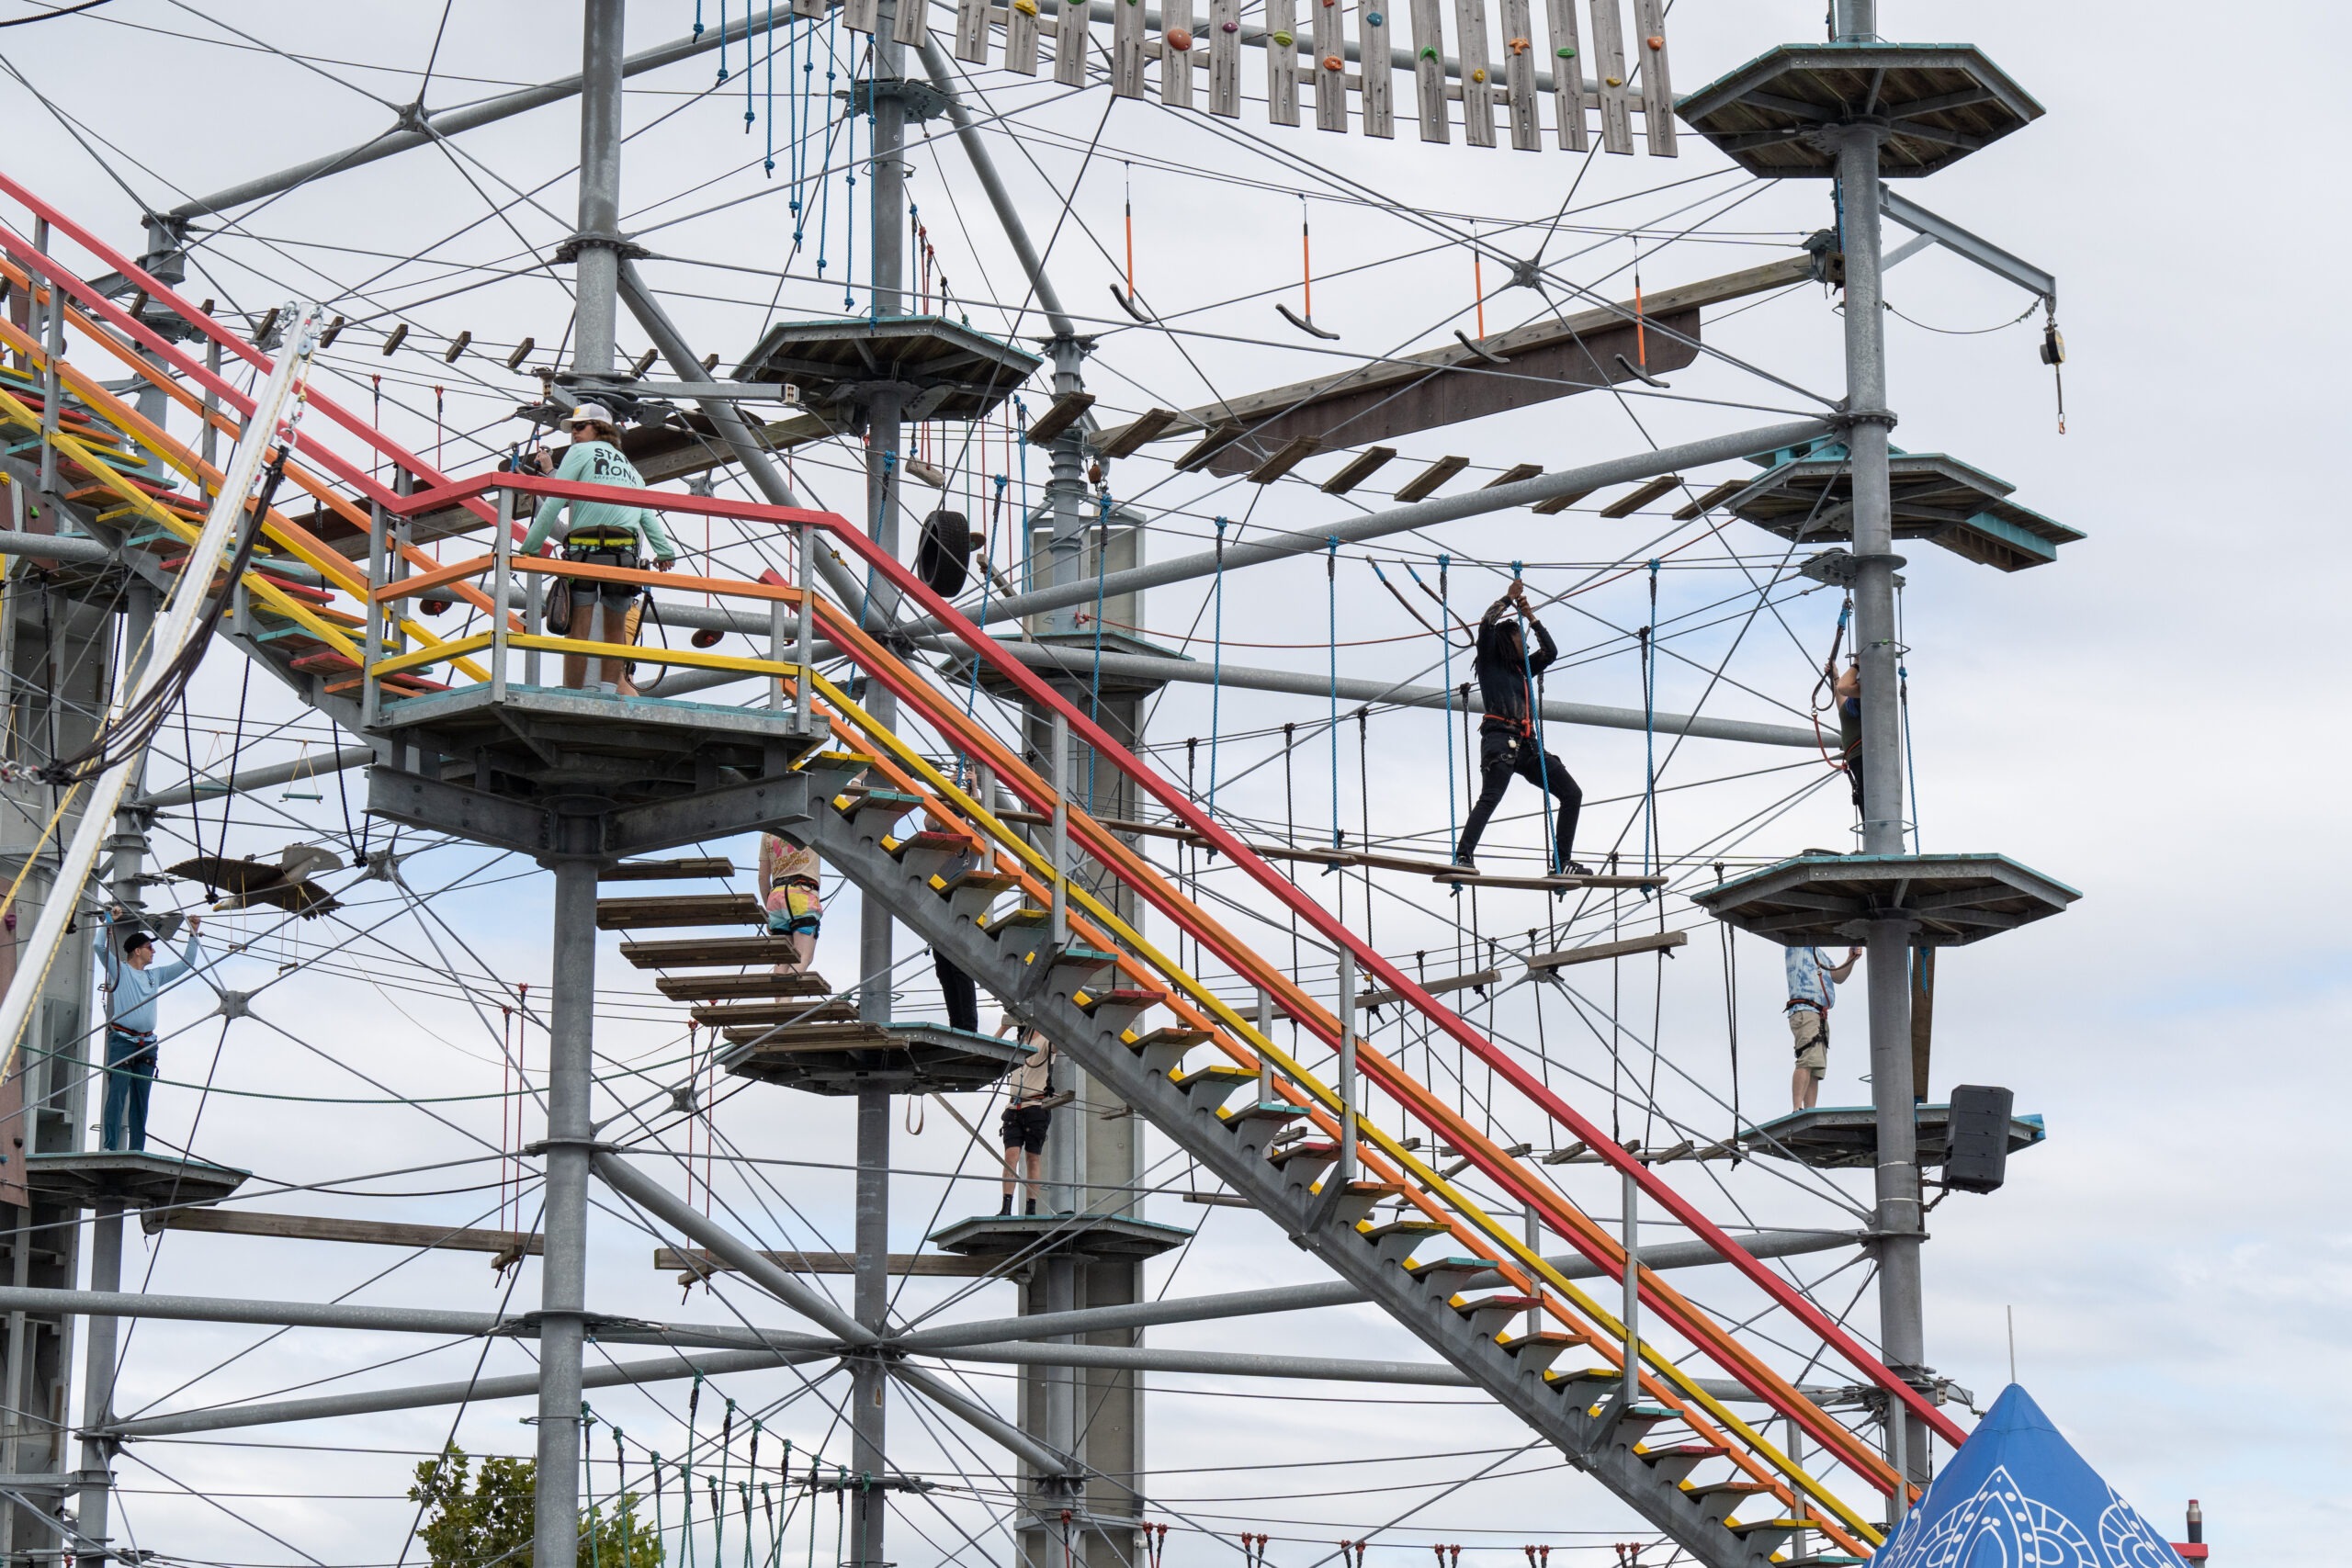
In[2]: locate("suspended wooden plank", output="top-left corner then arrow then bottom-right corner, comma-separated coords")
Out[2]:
1544,0 -> 1587,149
1007,0 -> 1042,73
1357,966 -> 1504,1010
1395,454 -> 1468,502
1587,0 -> 1633,153
1410,0 -> 1448,141
793,0 -> 828,17
1530,486 -> 1595,514
956,0 -> 993,61
1628,0 -> 1674,154
1313,0 -> 1348,131
1485,461 -> 1544,487
1453,0 -> 1498,147
1114,0 -> 1148,97
1321,446 -> 1396,494
894,0 -> 931,48
1098,406 -> 1180,458
1499,0 -> 1541,150
1247,434 -> 1322,483
1434,869 -> 1667,890
1208,0 -> 1242,115
1266,0 -> 1301,125
1527,928 -> 1688,969
147,1207 -> 544,1258
1672,476 -> 1748,520
600,857 -> 736,882
844,0 -> 880,34
1359,0 -> 1395,138
1161,0 -> 1195,108
656,1247 -> 997,1278
1597,473 -> 1680,517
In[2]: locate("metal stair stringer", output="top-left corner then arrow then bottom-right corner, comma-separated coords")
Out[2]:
791,800 -> 1781,1568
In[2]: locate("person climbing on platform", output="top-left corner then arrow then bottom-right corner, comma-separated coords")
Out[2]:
94,908 -> 206,1153
759,832 -> 823,973
997,1015 -> 1057,1216
1787,940 -> 1860,1111
1451,580 -> 1589,875
1829,654 -> 1864,819
520,403 -> 678,694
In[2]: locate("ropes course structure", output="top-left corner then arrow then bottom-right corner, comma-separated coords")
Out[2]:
0,4 -> 2110,1568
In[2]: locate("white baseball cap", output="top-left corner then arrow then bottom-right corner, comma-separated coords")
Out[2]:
565,402 -> 616,428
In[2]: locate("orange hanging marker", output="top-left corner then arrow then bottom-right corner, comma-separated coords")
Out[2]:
1277,196 -> 1340,339
1472,220 -> 1487,340
1111,162 -> 1153,322
1632,236 -> 1646,369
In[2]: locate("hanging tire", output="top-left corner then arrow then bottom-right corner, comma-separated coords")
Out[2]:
915,509 -> 973,598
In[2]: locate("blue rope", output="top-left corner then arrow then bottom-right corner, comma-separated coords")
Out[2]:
695,0 -> 707,39
812,17 -> 832,281
1438,553 -> 1456,860
1327,538 -> 1341,850
718,0 -> 731,81
760,4 -> 775,167
1013,405 -> 1030,590
842,75 -> 860,313
744,6 -> 756,124
1207,515 -> 1227,822
858,449 -> 894,632
1512,560 -> 1557,875
1643,557 -> 1659,879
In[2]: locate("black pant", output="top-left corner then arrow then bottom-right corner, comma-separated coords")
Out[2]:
1455,728 -> 1581,868
933,949 -> 979,1033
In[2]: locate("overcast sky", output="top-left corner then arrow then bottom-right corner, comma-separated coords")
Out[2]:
0,1 -> 2344,1565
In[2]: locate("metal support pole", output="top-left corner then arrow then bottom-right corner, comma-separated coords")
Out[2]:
850,1089 -> 890,1567
531,854 -> 600,1568
1041,339 -> 1089,638
103,581 -> 157,912
1255,989 -> 1273,1101
571,0 -> 627,378
72,1201 -> 123,1567
1834,55 -> 1928,1488
490,490 -> 514,703
363,502 -> 387,729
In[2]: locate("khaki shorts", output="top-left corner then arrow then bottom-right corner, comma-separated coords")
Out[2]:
1788,1008 -> 1828,1077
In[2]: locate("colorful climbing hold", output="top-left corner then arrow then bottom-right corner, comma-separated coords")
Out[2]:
1645,33 -> 1663,49
1221,17 -> 1238,29
1014,0 -> 1037,15
1605,74 -> 1622,86
1419,43 -> 1437,59
1506,35 -> 1529,53
1166,25 -> 1193,47
1365,10 -> 1383,24
1323,52 -> 1343,70
1555,44 -> 1576,58
1469,66 -> 1487,83
1272,28 -> 1294,44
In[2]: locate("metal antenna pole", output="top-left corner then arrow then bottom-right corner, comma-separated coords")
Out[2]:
532,853 -> 600,1568
1833,0 -> 1928,1499
571,0 -> 628,377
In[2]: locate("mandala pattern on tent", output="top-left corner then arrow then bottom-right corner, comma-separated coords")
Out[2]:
1876,1463 -> 2114,1568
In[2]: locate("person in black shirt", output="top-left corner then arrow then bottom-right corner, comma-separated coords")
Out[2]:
1452,581 -> 1589,875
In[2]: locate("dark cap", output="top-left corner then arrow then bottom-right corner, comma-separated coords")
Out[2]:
120,929 -> 155,953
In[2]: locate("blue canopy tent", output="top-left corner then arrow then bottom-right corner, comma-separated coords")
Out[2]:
1873,1384 -> 2189,1567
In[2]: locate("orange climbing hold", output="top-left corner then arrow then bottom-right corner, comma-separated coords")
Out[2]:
1166,26 -> 1193,47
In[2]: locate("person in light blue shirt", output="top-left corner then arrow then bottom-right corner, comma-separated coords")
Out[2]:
95,909 -> 207,1152
1785,942 -> 1860,1111
520,404 -> 678,693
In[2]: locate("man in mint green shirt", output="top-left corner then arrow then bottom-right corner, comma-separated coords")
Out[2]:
523,404 -> 678,691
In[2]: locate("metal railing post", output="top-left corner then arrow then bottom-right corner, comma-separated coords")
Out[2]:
1256,989 -> 1274,1102
1049,709 -> 1069,947
1337,947 -> 1357,1185
363,501 -> 386,728
795,522 -> 814,728
525,560 -> 544,687
491,489 -> 514,701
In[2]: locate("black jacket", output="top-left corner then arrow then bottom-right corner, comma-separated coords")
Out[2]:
1474,598 -> 1555,734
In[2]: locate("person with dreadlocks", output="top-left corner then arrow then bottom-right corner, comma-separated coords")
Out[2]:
94,908 -> 207,1152
1450,581 -> 1589,875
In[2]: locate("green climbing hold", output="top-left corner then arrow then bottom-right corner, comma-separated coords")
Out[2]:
1272,28 -> 1294,43
1555,44 -> 1576,57
1419,44 -> 1436,59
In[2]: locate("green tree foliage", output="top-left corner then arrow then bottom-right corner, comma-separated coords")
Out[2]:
410,1445 -> 663,1568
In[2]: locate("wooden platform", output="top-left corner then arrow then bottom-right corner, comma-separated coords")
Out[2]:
926,1212 -> 1193,1262
655,971 -> 832,1002
1739,1104 -> 2046,1172
722,1020 -> 1033,1095
23,1152 -> 247,1211
1725,439 -> 2080,573
595,893 -> 763,931
621,935 -> 812,969
1677,43 -> 2043,179
1690,852 -> 2078,949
